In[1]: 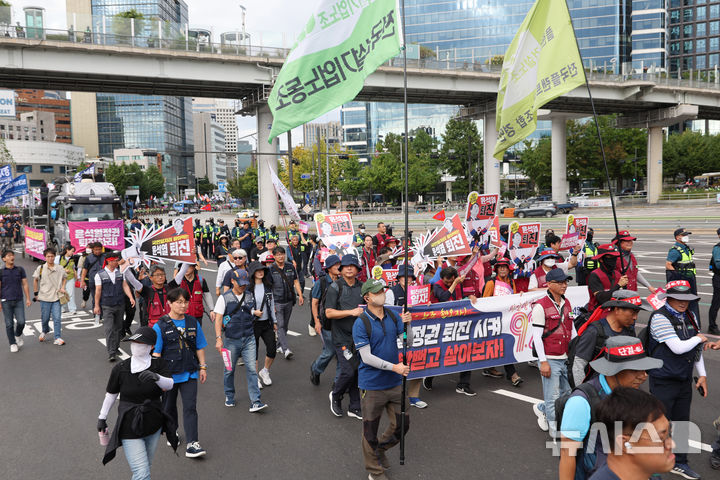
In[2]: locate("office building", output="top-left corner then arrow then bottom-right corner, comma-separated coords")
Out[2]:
304,121 -> 342,147
9,140 -> 85,187
668,0 -> 719,72
193,98 -> 239,178
15,90 -> 72,143
113,148 -> 160,170
192,112 -> 227,185
632,0 -> 666,72
0,111 -> 56,142
237,140 -> 253,173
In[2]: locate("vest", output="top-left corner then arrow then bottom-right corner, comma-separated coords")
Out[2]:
583,242 -> 599,270
375,233 -> 389,251
266,230 -> 279,242
157,315 -> 199,375
222,290 -> 255,339
254,227 -> 268,240
587,268 -> 620,312
202,225 -> 213,240
648,306 -> 700,381
99,269 -> 124,307
181,275 -> 205,318
147,286 -> 170,327
534,294 -> 573,357
353,233 -> 364,245
533,265 -> 553,289
390,284 -> 406,306
430,279 -> 462,303
193,226 -> 203,240
670,244 -> 696,276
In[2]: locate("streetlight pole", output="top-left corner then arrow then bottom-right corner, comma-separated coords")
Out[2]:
326,143 -> 330,212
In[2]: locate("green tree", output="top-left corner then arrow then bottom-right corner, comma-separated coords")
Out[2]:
229,165 -> 258,204
517,137 -> 552,193
142,165 -> 165,199
485,55 -> 505,66
197,176 -> 216,195
663,130 -> 719,181
440,118 -> 483,195
112,9 -> 144,43
361,153 -> 402,202
0,136 -> 14,168
338,156 -> 366,199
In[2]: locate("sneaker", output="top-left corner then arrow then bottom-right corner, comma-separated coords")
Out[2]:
185,441 -> 206,458
38,332 -> 45,342
422,377 -> 433,391
258,368 -> 272,385
455,385 -> 477,396
80,300 -> 86,309
308,324 -> 317,336
511,373 -> 524,387
482,368 -> 503,378
670,463 -> 701,480
236,357 -> 244,366
347,408 -> 362,420
368,473 -> 390,480
310,366 -> 320,386
249,401 -> 268,413
167,431 -> 180,447
409,397 -> 428,409
284,349 -> 294,359
10,344 -> 18,353
533,403 -> 549,432
329,391 -> 343,417
53,338 -> 66,346
258,378 -> 263,390
224,397 -> 235,407
276,346 -> 283,354
15,336 -> 23,348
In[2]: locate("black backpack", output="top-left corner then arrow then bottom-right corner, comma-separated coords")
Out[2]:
554,382 -> 602,441
566,321 -> 608,389
319,278 -> 343,331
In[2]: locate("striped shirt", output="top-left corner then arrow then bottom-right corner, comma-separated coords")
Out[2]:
650,303 -> 689,343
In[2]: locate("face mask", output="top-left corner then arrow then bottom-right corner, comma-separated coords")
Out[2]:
370,293 -> 386,306
681,235 -> 690,243
130,343 -> 153,373
543,259 -> 556,268
360,228 -> 365,233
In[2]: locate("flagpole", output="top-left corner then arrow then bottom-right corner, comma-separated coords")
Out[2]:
400,0 -> 409,467
563,0 -> 624,269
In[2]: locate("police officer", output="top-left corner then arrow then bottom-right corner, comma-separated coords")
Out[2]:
266,225 -> 279,244
666,228 -> 700,327
201,219 -> 214,259
709,227 -> 720,335
231,219 -> 243,241
253,219 -> 268,242
647,280 -> 707,480
193,219 -> 203,249
576,227 -> 598,286
353,224 -> 366,247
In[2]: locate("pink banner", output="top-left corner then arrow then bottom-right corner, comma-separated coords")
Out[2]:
24,226 -> 46,260
69,220 -> 125,251
408,284 -> 431,306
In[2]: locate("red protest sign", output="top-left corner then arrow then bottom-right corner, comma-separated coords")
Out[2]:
24,226 -> 46,260
314,212 -> 354,255
408,284 -> 431,306
507,221 -> 541,263
432,209 -> 446,221
123,217 -> 196,267
465,192 -> 499,232
422,214 -> 472,259
371,266 -> 399,287
566,214 -> 589,242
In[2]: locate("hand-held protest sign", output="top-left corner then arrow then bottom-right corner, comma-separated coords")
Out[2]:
507,221 -> 541,264
122,217 -> 196,268
408,284 -> 431,306
415,214 -> 472,260
371,265 -> 399,287
314,212 -> 356,257
24,226 -> 46,260
559,214 -> 589,251
465,192 -> 499,235
69,220 -> 125,251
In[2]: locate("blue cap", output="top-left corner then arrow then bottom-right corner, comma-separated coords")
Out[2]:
546,268 -> 572,283
230,268 -> 250,286
340,254 -> 361,270
397,263 -> 415,279
324,254 -> 341,269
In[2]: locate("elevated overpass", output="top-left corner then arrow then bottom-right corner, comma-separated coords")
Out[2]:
0,37 -> 717,221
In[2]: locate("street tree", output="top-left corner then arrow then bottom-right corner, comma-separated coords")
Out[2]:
440,118 -> 483,194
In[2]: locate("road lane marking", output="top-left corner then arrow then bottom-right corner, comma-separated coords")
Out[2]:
97,338 -> 130,360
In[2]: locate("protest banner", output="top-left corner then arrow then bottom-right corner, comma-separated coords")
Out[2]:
415,214 -> 472,260
507,221 -> 541,263
647,288 -> 666,310
0,174 -> 28,204
24,226 -> 46,260
314,212 -> 355,256
487,215 -> 502,248
122,217 -> 196,268
0,164 -> 11,184
298,220 -> 309,234
558,214 -> 589,251
397,286 -> 589,379
371,265 -> 398,287
270,166 -> 301,223
69,220 -> 125,251
408,284 -> 431,306
465,192 -> 499,234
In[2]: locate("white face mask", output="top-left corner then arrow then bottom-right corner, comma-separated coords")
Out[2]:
681,235 -> 690,243
543,259 -> 556,268
130,343 -> 153,373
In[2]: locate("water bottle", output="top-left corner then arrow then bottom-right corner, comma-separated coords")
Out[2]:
342,345 -> 352,361
98,428 -> 109,446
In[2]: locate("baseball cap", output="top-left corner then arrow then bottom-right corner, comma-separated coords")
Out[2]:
546,268 -> 572,283
230,268 -> 250,286
589,336 -> 663,377
674,228 -> 692,237
361,278 -> 386,295
123,326 -> 157,345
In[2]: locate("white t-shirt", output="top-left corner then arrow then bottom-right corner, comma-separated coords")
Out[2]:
94,266 -> 118,286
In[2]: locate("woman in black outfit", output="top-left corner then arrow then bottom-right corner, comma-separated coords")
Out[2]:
98,326 -> 178,479
216,235 -> 230,267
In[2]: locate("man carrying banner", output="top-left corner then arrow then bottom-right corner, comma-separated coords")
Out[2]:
531,268 -> 577,438
94,251 -> 131,362
354,278 -> 412,480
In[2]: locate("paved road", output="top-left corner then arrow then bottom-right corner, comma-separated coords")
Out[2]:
2,210 -> 720,479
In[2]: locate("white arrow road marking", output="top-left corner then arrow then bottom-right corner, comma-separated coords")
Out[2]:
97,338 -> 130,360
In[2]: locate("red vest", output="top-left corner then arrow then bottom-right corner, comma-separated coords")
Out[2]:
375,233 -> 389,252
430,279 -> 463,303
358,248 -> 377,283
147,286 -> 170,327
534,295 -> 573,356
619,253 -> 638,291
532,265 -> 554,288
587,268 -> 621,312
181,275 -> 204,318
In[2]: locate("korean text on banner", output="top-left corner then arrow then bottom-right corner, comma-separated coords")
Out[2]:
465,192 -> 499,234
269,166 -> 301,223
69,220 -> 125,251
314,212 -> 355,256
0,165 -> 11,184
408,284 -> 431,306
268,0 -> 402,142
370,265 -> 398,287
24,226 -> 46,260
507,221 -> 541,264
494,0 -> 586,159
0,174 -> 28,204
419,214 -> 472,260
396,286 -> 589,379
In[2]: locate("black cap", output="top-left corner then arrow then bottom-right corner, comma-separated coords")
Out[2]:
123,326 -> 157,345
674,228 -> 692,237
716,227 -> 720,235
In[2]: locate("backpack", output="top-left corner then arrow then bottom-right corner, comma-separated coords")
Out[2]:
319,277 -> 343,331
566,321 -> 608,389
554,382 -> 602,441
348,309 -> 401,370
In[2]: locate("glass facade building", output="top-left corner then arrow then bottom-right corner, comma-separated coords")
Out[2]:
90,0 -> 193,194
668,0 -> 720,72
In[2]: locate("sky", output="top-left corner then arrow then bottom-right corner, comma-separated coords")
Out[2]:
10,0 -> 341,149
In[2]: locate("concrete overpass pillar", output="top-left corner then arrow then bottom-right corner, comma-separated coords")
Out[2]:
256,104 -> 279,225
483,112 -> 500,194
646,126 -> 663,204
551,116 -> 568,203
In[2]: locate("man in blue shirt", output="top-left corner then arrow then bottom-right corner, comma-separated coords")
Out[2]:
0,250 -> 31,352
152,287 -> 208,459
665,228 -> 700,328
559,335 -> 662,480
708,227 -> 720,335
353,278 -> 412,480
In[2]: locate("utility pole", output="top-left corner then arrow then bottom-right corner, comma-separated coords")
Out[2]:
287,130 -> 293,197
468,135 -> 472,193
325,141 -> 330,212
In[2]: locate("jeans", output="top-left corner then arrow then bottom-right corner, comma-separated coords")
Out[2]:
223,335 -> 261,405
3,299 -> 26,346
275,301 -> 293,351
162,379 -> 198,444
62,283 -> 77,313
40,300 -> 62,340
311,329 -> 337,376
332,344 -> 360,411
121,428 -> 161,480
538,358 -> 570,438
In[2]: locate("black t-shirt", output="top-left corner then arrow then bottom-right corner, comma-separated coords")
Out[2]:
325,277 -> 363,347
106,357 -> 170,439
574,318 -> 636,363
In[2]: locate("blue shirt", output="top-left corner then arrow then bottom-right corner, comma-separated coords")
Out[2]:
311,276 -> 325,300
152,316 -> 208,384
560,375 -> 612,441
0,265 -> 26,301
353,308 -> 404,391
712,244 -> 720,272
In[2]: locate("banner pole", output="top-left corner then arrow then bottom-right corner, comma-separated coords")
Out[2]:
400,0 -> 409,467
563,0 -> 624,270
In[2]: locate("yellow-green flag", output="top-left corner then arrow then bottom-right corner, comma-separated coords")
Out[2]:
494,0 -> 586,159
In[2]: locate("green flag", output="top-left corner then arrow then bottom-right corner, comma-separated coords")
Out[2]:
494,0 -> 586,159
268,0 -> 402,143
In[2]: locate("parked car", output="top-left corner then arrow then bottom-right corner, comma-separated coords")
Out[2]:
555,201 -> 578,214
236,209 -> 258,219
514,201 -> 558,218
